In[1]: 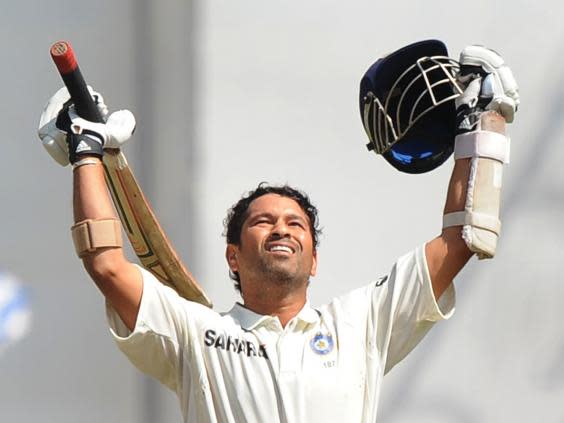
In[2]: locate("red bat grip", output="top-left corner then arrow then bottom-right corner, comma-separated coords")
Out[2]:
50,41 -> 105,123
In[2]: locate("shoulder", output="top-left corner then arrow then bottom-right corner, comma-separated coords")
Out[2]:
317,276 -> 387,328
317,246 -> 427,322
135,265 -> 228,328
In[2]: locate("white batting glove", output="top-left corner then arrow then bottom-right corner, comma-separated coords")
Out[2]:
38,87 -> 136,166
455,46 -> 519,131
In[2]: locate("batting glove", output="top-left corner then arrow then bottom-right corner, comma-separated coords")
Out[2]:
38,87 -> 136,166
455,45 -> 520,133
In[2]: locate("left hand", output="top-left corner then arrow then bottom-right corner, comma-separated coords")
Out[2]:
455,45 -> 519,131
38,86 -> 136,166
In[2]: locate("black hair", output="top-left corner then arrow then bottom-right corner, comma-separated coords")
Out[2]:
223,183 -> 321,292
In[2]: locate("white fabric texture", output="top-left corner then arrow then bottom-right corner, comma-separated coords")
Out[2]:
442,210 -> 501,235
106,245 -> 455,423
454,130 -> 510,163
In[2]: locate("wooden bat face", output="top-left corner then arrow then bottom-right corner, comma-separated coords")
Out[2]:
103,150 -> 212,307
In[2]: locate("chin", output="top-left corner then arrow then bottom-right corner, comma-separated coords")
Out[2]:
259,257 -> 310,284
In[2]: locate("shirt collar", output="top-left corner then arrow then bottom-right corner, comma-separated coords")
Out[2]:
228,301 -> 320,331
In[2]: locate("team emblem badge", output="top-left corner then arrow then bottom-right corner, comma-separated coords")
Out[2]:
310,332 -> 334,355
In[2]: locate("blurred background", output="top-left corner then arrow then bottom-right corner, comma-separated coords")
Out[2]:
1,0 -> 562,421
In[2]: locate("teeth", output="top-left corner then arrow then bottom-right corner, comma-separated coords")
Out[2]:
270,245 -> 292,253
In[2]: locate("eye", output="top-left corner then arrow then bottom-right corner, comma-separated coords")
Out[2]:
289,220 -> 305,229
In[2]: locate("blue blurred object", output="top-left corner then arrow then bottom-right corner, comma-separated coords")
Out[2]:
0,271 -> 32,352
360,40 -> 463,174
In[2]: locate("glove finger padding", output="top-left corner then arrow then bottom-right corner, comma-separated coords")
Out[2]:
456,77 -> 482,109
41,134 -> 69,166
456,46 -> 520,125
37,86 -> 108,166
498,66 -> 519,103
69,109 -> 136,150
105,110 -> 136,148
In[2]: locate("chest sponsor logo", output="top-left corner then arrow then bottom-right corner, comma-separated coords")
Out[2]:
310,332 -> 334,355
204,329 -> 268,359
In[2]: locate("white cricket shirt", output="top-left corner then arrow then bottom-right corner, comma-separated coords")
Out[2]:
107,244 -> 455,422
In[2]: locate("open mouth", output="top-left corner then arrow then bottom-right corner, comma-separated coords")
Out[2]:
267,244 -> 295,254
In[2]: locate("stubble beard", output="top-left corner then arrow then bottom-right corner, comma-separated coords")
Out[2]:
256,254 -> 308,289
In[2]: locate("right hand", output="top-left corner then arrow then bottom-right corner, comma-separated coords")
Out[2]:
455,45 -> 519,133
38,87 -> 136,166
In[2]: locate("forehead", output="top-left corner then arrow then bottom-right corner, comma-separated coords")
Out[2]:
246,194 -> 308,220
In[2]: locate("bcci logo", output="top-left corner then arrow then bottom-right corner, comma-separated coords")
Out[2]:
310,332 -> 334,355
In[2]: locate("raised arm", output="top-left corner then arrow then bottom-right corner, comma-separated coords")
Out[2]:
38,87 -> 142,330
426,46 -> 519,299
425,157 -> 474,299
73,158 -> 142,330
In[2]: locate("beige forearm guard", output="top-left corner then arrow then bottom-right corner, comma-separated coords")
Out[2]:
71,218 -> 123,258
442,117 -> 510,259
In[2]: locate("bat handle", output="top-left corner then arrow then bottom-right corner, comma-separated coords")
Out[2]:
50,41 -> 105,123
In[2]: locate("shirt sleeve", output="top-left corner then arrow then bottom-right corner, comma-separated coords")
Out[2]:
376,243 -> 455,373
105,265 -> 216,391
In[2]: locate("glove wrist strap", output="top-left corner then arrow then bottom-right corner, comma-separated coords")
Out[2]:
68,131 -> 104,164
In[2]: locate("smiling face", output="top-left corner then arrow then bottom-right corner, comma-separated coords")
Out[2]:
226,193 -> 317,295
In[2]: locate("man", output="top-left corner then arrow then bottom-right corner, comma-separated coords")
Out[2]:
38,45 -> 518,422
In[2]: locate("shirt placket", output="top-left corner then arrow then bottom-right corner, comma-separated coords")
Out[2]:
275,319 -> 306,422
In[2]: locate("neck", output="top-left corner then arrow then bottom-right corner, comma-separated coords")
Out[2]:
242,282 -> 307,328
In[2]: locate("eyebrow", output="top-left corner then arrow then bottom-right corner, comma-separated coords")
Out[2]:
247,212 -> 273,220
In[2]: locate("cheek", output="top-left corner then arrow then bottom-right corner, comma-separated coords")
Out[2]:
241,228 -> 267,249
298,232 -> 315,252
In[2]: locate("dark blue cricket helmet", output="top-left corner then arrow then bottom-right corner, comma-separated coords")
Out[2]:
359,40 -> 463,173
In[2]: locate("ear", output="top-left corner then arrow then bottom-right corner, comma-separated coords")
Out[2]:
310,249 -> 318,277
225,244 -> 239,273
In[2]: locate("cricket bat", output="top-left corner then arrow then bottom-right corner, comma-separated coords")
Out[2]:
50,41 -> 212,308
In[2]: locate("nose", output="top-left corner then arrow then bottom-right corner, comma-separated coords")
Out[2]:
270,219 -> 290,239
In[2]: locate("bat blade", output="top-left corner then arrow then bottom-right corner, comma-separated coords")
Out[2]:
103,150 -> 212,307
